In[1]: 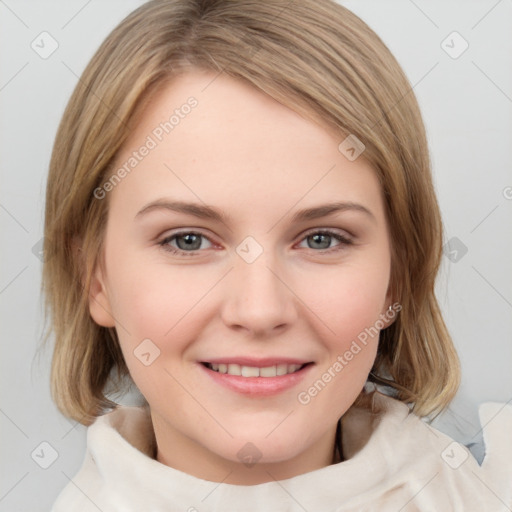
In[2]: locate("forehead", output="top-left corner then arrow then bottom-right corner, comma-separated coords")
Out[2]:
107,70 -> 384,222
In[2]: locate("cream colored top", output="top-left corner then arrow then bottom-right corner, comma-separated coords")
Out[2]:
51,391 -> 512,511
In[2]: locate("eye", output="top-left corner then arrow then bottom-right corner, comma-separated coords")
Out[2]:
159,231 -> 213,256
158,228 -> 353,257
297,229 -> 353,252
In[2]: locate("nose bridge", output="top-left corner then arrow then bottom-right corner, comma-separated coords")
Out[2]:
221,239 -> 297,334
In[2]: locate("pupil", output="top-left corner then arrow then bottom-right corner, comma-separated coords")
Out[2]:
177,234 -> 201,250
310,233 -> 330,249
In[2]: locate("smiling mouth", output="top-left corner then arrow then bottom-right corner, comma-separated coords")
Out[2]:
202,362 -> 310,378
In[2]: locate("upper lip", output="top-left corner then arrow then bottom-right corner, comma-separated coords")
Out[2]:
200,357 -> 313,367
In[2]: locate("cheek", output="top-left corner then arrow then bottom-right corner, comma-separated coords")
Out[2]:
290,256 -> 389,407
293,264 -> 387,422
107,239 -> 389,407
109,252 -> 212,340
105,253 -> 219,386
298,258 -> 390,345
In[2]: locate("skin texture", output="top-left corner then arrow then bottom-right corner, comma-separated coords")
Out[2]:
88,70 -> 394,484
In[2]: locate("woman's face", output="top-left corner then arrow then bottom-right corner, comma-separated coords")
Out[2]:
89,69 -> 393,483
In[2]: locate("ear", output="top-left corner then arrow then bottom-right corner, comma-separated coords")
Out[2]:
73,236 -> 116,328
88,260 -> 116,328
380,286 -> 399,329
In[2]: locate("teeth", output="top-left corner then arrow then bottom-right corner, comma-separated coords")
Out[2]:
228,363 -> 241,376
276,364 -> 288,376
207,363 -> 304,377
241,366 -> 259,377
259,366 -> 277,377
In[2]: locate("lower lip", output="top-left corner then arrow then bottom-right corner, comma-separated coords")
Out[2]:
199,363 -> 314,397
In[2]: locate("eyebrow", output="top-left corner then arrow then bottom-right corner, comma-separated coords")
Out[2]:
134,199 -> 376,224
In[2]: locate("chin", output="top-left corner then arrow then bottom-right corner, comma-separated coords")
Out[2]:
215,433 -> 308,467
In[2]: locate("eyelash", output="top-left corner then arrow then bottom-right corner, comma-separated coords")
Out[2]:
158,229 -> 353,257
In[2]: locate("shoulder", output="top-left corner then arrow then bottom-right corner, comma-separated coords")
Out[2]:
358,391 -> 512,508
477,400 -> 512,504
50,405 -> 154,511
50,449 -> 104,512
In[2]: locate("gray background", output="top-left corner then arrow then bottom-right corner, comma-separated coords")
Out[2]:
1,0 -> 511,510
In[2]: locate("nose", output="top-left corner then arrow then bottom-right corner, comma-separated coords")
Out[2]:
220,250 -> 299,337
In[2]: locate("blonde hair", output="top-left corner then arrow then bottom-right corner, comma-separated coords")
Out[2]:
42,0 -> 460,425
